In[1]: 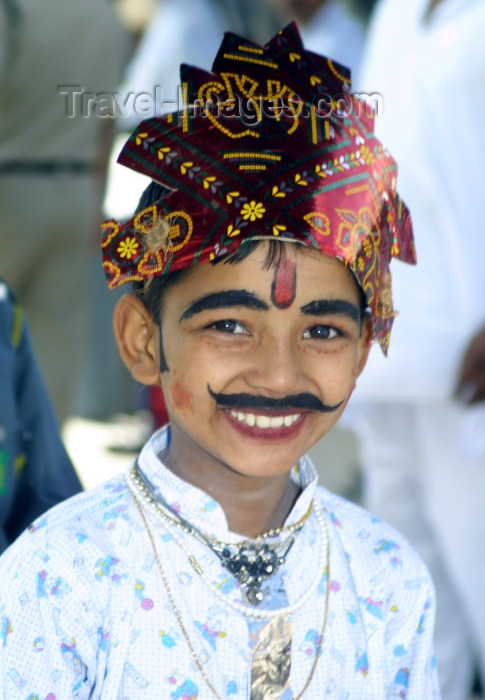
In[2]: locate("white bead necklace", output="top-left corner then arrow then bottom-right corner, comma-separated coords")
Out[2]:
126,465 -> 328,621
129,464 -> 313,543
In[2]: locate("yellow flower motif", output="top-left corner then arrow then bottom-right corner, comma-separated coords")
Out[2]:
240,200 -> 266,222
117,236 -> 139,259
363,238 -> 372,258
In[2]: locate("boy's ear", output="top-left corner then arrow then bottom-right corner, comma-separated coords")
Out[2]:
356,314 -> 375,377
113,294 -> 160,385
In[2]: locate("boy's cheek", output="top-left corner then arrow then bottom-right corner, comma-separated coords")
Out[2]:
173,380 -> 193,412
165,374 -> 194,413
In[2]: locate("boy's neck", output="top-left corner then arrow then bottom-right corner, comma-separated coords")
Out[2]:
160,445 -> 302,539
220,477 -> 302,539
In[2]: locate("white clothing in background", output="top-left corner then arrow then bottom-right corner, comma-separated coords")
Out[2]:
353,0 -> 485,403
348,1 -> 485,697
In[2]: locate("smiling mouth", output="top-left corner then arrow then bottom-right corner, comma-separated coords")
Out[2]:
227,410 -> 302,429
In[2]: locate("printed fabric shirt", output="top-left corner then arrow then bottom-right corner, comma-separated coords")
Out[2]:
0,426 -> 441,699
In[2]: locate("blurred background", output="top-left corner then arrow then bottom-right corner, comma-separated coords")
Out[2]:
1,1 -> 484,698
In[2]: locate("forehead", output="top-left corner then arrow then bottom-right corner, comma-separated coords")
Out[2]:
163,242 -> 361,307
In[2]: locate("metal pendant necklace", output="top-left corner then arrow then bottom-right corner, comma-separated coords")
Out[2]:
130,462 -> 311,606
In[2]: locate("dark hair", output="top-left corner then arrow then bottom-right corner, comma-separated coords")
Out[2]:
132,181 -> 369,327
132,238 -> 295,326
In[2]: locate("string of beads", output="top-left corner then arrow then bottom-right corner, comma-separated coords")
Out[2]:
126,464 -> 328,621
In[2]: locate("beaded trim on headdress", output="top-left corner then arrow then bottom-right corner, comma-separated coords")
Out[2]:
101,22 -> 415,353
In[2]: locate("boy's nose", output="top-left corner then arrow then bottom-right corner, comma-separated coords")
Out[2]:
245,336 -> 305,396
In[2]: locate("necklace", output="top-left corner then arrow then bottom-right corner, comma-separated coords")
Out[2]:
131,464 -> 313,542
126,465 -> 328,621
129,464 -> 311,605
131,490 -> 330,700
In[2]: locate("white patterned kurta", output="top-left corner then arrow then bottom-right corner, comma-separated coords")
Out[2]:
0,427 -> 440,698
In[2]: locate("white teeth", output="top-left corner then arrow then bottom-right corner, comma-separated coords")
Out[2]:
229,410 -> 300,429
269,416 -> 284,428
246,413 -> 256,427
256,415 -> 270,428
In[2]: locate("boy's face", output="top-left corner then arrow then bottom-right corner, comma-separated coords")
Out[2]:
156,242 -> 372,480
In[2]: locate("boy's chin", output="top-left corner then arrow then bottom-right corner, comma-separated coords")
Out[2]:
212,443 -> 311,480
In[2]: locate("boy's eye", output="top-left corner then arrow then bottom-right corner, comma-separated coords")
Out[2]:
207,319 -> 248,334
302,324 -> 340,340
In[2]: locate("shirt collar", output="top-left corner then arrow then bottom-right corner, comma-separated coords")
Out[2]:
135,424 -> 318,541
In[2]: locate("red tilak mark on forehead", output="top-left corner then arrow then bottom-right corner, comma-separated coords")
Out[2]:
271,259 -> 297,309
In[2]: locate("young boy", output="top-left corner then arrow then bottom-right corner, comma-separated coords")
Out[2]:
0,24 -> 440,698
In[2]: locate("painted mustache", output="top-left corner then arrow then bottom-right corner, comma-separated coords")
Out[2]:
207,385 -> 344,413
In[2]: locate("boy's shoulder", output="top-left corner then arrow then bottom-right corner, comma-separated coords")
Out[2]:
0,472 -> 132,573
31,472 -> 130,531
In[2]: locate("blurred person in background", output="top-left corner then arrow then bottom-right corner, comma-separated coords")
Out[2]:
347,0 -> 485,698
0,279 -> 82,554
267,0 -> 367,78
0,0 -> 129,424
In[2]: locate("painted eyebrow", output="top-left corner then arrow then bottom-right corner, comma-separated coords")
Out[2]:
179,290 -> 269,321
300,299 -> 360,323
